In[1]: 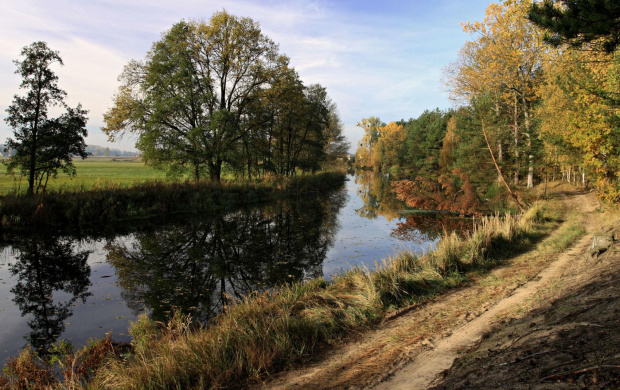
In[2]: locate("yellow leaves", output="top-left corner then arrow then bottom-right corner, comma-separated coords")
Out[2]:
439,117 -> 458,175
375,122 -> 406,168
354,120 -> 405,170
537,45 -> 620,201
102,86 -> 142,140
378,122 -> 405,144
446,0 -> 551,111
462,20 -> 486,34
355,117 -> 383,168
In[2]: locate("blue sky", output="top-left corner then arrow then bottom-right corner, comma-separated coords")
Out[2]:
0,0 -> 493,152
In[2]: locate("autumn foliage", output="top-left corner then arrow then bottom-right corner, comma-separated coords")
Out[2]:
392,168 -> 483,216
360,0 -> 620,211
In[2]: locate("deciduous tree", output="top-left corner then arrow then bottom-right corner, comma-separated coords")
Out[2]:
355,117 -> 383,169
104,12 -> 344,181
537,48 -> 620,201
445,0 -> 550,188
4,42 -> 88,195
103,13 -> 285,181
373,122 -> 406,171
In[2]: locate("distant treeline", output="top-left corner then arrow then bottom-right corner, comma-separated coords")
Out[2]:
0,144 -> 138,158
355,110 -> 498,215
85,145 -> 139,157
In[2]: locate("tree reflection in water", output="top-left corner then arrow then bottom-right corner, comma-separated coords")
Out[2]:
106,189 -> 347,324
8,237 -> 92,355
355,171 -> 406,221
0,174 -> 474,360
391,214 -> 474,245
356,171 -> 474,245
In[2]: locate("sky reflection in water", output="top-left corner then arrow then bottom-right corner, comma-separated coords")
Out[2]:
0,173 -> 469,363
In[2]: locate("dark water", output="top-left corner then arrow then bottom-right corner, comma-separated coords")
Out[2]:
0,173 -> 471,363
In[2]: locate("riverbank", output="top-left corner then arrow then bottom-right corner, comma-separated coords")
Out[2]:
1,185 -> 562,388
260,186 -> 615,390
430,194 -> 620,389
0,171 -> 346,231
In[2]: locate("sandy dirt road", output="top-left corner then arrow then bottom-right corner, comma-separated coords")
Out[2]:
375,192 -> 600,389
258,190 -> 605,390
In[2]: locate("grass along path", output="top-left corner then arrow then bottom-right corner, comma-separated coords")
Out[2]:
90,200 -> 553,389
430,194 -> 620,389
261,188 -> 591,390
374,190 -> 597,389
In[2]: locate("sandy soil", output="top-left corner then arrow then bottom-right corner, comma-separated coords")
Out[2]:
429,195 -> 620,389
256,189 -> 618,390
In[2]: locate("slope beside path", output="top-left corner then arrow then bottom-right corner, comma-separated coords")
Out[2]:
377,190 -> 602,389
428,193 -> 620,389
258,189 -> 612,390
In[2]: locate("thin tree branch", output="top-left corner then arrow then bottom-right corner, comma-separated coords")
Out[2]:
482,119 -> 525,212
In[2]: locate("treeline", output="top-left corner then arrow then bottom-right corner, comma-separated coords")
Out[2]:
354,112 -> 448,179
355,110 -> 493,214
356,0 -> 620,213
85,145 -> 138,157
103,11 -> 349,182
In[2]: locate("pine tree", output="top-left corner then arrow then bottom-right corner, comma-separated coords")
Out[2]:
529,0 -> 620,53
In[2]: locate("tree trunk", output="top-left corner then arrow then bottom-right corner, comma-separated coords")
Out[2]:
28,78 -> 44,196
512,95 -> 519,186
28,131 -> 37,196
497,142 -> 503,183
544,164 -> 548,198
521,95 -> 534,189
582,170 -> 586,188
527,154 -> 534,189
210,160 -> 222,182
482,120 -> 525,212
194,164 -> 200,182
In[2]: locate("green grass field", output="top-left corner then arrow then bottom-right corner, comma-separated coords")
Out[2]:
0,157 -> 169,194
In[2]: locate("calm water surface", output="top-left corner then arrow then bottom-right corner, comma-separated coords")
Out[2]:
0,173 -> 469,363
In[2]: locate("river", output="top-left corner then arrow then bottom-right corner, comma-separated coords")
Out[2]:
0,172 -> 470,363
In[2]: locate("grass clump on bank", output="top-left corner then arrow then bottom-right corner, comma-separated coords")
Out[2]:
0,171 -> 346,230
0,201 -> 564,389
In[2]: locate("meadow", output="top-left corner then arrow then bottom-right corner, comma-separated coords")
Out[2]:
0,157 -> 168,195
